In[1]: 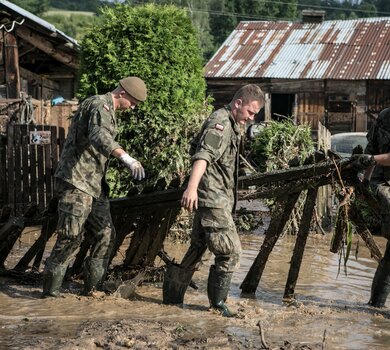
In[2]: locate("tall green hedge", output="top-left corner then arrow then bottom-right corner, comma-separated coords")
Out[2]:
78,3 -> 210,196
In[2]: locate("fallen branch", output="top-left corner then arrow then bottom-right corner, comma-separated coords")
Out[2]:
257,321 -> 270,350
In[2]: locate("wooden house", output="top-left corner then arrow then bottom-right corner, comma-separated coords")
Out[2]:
0,1 -> 80,214
204,11 -> 390,134
0,0 -> 79,101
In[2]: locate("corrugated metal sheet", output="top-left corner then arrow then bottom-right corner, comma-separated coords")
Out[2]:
0,0 -> 79,48
205,17 -> 390,80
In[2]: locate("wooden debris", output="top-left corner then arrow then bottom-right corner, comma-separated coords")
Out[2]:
284,187 -> 318,300
240,192 -> 301,294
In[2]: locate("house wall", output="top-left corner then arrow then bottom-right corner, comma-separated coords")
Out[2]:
367,80 -> 390,129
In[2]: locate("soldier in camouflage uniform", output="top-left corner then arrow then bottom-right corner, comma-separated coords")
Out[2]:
42,77 -> 147,298
163,84 -> 264,317
351,107 -> 390,307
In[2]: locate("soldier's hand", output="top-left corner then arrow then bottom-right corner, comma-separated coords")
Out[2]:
181,188 -> 198,212
350,154 -> 376,171
119,153 -> 145,180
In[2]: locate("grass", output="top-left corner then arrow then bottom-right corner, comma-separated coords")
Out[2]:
45,9 -> 95,17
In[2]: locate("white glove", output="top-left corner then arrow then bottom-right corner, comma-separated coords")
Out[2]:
119,153 -> 145,180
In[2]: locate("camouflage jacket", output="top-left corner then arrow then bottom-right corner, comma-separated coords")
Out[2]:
191,105 -> 241,209
365,107 -> 390,184
55,93 -> 121,198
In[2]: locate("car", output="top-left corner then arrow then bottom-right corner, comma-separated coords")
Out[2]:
330,132 -> 368,157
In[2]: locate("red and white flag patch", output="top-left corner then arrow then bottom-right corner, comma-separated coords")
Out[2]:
215,123 -> 224,131
103,104 -> 110,111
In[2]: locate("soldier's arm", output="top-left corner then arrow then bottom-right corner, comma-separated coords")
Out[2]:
88,106 -> 121,157
181,160 -> 207,212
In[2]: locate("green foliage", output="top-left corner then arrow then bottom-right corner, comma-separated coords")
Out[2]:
78,3 -> 209,196
12,0 -> 50,16
126,0 -> 215,61
250,120 -> 315,172
49,0 -> 108,12
353,197 -> 380,233
234,208 -> 263,232
41,13 -> 100,41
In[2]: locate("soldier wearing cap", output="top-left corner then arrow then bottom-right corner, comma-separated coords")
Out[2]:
163,84 -> 264,317
42,76 -> 147,298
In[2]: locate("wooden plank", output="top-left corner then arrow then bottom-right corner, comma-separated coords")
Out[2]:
238,158 -> 352,189
284,188 -> 318,299
0,216 -> 25,267
6,125 -> 15,214
44,125 -> 52,207
240,192 -> 301,294
50,125 -> 58,206
14,212 -> 57,271
58,126 -> 65,157
50,125 -> 58,175
145,208 -> 180,265
29,125 -> 38,205
0,137 -> 7,208
14,125 -> 22,215
36,125 -> 45,212
4,31 -> 20,99
21,125 -> 30,207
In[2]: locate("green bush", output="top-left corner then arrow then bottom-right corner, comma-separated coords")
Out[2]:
78,3 -> 210,196
250,120 -> 314,172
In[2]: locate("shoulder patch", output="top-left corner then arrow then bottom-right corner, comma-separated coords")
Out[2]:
215,123 -> 224,131
103,104 -> 110,112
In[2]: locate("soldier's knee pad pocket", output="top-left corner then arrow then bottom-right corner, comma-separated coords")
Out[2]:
57,202 -> 86,239
207,230 -> 236,256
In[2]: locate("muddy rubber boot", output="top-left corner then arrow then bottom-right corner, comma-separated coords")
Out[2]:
207,265 -> 235,317
368,261 -> 390,307
162,264 -> 194,305
42,262 -> 67,298
83,257 -> 107,295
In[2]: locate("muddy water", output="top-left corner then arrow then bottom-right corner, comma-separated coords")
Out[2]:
1,225 -> 390,349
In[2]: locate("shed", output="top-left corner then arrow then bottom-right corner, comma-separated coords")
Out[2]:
0,1 -> 80,214
0,0 -> 79,101
204,14 -> 390,134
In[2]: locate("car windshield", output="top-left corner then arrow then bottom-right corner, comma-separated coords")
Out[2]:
330,133 -> 368,156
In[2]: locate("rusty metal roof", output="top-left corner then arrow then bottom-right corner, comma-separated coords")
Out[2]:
205,17 -> 390,80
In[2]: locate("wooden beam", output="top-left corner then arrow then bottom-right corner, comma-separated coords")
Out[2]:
4,30 -> 20,98
284,187 -> 318,299
16,26 -> 79,69
19,66 -> 59,91
240,192 -> 301,294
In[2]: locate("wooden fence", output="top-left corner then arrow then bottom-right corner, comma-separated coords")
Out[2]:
0,124 -> 65,215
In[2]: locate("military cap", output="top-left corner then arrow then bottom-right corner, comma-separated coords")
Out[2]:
119,76 -> 147,102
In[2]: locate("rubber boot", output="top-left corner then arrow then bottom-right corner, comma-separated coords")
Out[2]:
83,257 -> 107,295
163,264 -> 194,305
368,261 -> 390,307
207,265 -> 235,317
42,262 -> 67,298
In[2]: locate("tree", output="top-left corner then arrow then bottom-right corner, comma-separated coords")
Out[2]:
50,0 -> 102,12
209,0 -> 237,50
358,2 -> 377,17
78,3 -> 209,196
12,0 -> 50,16
375,0 -> 390,13
41,13 -> 100,41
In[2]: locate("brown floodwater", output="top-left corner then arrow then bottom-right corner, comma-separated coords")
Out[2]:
1,218 -> 390,349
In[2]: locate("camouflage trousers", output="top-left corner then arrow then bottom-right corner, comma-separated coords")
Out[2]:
371,181 -> 390,240
45,179 -> 116,271
180,207 -> 241,273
